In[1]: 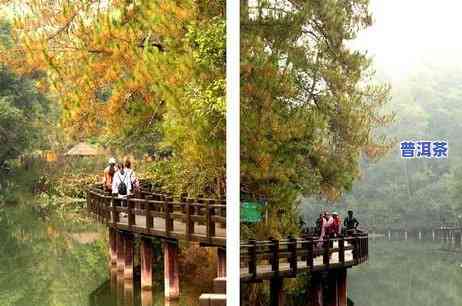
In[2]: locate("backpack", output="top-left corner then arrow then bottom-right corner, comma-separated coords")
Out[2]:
117,171 -> 128,195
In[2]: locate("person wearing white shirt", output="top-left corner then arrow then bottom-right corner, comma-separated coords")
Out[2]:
112,158 -> 137,197
112,158 -> 137,218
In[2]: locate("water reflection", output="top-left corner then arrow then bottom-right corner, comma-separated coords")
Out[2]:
348,238 -> 462,306
0,204 -> 200,306
115,272 -> 123,306
90,269 -> 198,306
123,279 -> 134,306
440,238 -> 462,252
141,290 -> 152,306
164,299 -> 180,306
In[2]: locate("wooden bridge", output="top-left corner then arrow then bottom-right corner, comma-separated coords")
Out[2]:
86,184 -> 369,306
86,183 -> 227,305
86,184 -> 226,246
240,234 -> 368,306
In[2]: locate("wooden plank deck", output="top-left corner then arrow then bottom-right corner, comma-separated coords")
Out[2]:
87,185 -> 226,246
112,214 -> 226,246
87,185 -> 369,279
240,241 -> 356,282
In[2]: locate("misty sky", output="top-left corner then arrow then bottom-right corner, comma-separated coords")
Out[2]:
352,0 -> 462,81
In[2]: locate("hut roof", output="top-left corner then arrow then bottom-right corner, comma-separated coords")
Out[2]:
65,143 -> 105,156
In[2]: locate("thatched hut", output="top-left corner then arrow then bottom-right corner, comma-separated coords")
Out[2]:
65,143 -> 106,156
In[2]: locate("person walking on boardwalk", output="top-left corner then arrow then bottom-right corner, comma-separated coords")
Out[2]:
112,157 -> 137,197
344,210 -> 359,235
103,157 -> 117,192
319,211 -> 334,244
316,213 -> 326,235
112,158 -> 138,218
332,212 -> 342,236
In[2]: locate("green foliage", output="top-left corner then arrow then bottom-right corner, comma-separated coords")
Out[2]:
0,65 -> 49,164
149,11 -> 226,196
302,62 -> 462,230
31,158 -> 103,221
241,0 -> 392,237
186,16 -> 226,70
1,1 -> 226,197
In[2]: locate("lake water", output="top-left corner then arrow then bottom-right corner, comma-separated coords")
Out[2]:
0,203 -> 200,306
348,238 -> 462,306
4,200 -> 461,306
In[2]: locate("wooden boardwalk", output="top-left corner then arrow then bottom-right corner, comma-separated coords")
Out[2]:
86,184 -> 226,246
115,214 -> 226,245
240,235 -> 368,282
86,183 -> 368,284
239,235 -> 368,306
241,243 -> 353,281
86,183 -> 227,302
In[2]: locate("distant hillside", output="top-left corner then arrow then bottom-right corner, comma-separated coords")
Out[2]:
302,63 -> 462,230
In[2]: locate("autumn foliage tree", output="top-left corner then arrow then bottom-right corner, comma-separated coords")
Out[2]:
0,0 -> 225,196
241,0 -> 393,237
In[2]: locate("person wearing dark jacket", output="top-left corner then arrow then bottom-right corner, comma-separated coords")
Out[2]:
344,210 -> 359,234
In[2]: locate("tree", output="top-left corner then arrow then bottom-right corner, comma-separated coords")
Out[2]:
0,22 -> 51,203
338,62 -> 462,230
0,63 -> 48,165
0,1 -> 225,196
241,0 -> 392,236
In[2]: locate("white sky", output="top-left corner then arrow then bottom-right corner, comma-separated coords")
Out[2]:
351,0 -> 462,81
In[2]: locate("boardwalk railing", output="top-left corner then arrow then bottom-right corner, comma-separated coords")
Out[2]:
86,184 -> 369,282
240,233 -> 368,282
86,184 -> 226,246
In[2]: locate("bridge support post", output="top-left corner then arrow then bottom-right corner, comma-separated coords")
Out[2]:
116,231 -> 125,272
326,269 -> 347,306
217,247 -> 226,278
124,233 -> 134,279
326,272 -> 338,306
141,237 -> 153,289
337,269 -> 347,306
109,227 -> 117,266
310,273 -> 324,306
269,277 -> 284,306
164,239 -> 180,300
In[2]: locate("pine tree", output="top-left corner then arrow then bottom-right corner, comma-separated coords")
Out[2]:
0,0 -> 225,196
241,0 -> 393,237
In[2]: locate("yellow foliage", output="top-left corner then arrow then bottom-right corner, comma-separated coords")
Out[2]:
1,0 -> 226,195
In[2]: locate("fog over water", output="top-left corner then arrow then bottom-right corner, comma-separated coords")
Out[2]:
344,3 -> 462,305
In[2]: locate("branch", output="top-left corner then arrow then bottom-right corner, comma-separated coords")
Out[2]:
138,36 -> 165,52
47,11 -> 78,41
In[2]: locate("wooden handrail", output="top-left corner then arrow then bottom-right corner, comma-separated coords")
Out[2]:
240,233 -> 369,281
87,184 -> 368,277
85,184 -> 226,246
